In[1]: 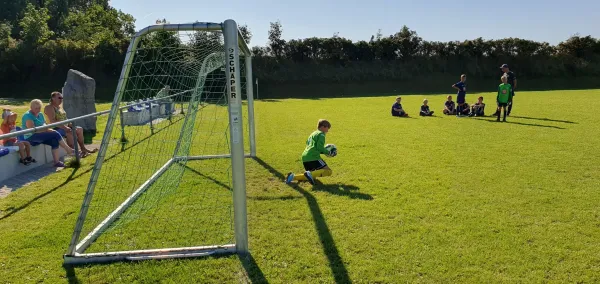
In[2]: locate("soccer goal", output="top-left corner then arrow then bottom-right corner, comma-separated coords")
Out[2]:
64,20 -> 256,264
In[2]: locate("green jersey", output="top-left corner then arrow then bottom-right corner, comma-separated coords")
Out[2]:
301,130 -> 328,162
497,83 -> 512,103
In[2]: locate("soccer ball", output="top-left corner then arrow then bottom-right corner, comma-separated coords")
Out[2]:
325,144 -> 337,157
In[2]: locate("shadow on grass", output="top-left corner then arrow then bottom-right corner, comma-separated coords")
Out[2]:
312,180 -> 373,200
239,253 -> 268,284
182,164 -> 231,191
0,168 -> 79,221
63,264 -> 80,284
484,119 -> 566,129
253,157 -> 371,284
511,115 -> 577,124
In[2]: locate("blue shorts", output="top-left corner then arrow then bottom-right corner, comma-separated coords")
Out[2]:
457,95 -> 466,104
54,127 -> 67,137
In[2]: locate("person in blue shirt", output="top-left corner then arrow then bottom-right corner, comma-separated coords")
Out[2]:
452,74 -> 467,117
22,99 -> 75,167
391,96 -> 408,117
443,95 -> 456,115
419,99 -> 434,116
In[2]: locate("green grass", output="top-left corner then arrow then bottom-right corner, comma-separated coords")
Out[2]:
1,89 -> 600,283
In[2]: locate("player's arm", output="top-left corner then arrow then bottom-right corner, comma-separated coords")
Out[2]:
316,134 -> 329,155
497,87 -> 501,103
513,77 -> 517,89
452,83 -> 460,91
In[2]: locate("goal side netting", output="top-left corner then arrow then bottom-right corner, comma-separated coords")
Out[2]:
64,20 -> 255,264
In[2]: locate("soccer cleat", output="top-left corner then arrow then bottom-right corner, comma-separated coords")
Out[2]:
304,171 -> 315,185
285,172 -> 294,184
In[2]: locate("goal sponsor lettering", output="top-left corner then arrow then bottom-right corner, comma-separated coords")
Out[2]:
228,48 -> 236,99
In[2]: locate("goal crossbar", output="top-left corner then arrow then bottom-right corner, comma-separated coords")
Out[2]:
64,19 -> 254,265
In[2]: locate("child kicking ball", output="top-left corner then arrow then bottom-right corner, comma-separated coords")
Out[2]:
286,119 -> 337,185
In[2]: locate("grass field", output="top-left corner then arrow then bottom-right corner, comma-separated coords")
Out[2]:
1,89 -> 600,283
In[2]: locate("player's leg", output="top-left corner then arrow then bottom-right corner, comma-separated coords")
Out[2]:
507,93 -> 514,116
287,160 -> 323,184
503,105 -> 507,121
311,165 -> 332,178
302,160 -> 330,185
496,105 -> 501,121
17,142 -> 27,161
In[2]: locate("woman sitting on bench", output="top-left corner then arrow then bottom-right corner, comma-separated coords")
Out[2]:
22,99 -> 75,167
44,91 -> 97,157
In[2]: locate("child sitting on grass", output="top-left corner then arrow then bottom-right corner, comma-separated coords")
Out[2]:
469,96 -> 486,117
419,99 -> 434,116
391,96 -> 409,117
1,110 -> 35,165
286,119 -> 335,185
443,95 -> 456,115
460,102 -> 471,116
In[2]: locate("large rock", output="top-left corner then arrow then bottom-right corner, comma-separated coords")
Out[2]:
62,69 -> 97,132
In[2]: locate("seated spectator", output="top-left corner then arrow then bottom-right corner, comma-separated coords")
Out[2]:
1,110 -> 34,165
443,95 -> 456,115
469,96 -> 486,117
391,96 -> 409,117
44,91 -> 97,157
22,99 -> 75,167
460,102 -> 471,116
419,99 -> 434,116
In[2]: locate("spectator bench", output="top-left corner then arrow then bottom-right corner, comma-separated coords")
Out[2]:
0,129 -> 67,184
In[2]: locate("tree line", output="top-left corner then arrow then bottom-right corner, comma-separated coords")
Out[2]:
1,2 -> 599,98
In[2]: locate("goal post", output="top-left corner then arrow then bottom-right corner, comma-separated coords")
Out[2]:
64,19 -> 255,264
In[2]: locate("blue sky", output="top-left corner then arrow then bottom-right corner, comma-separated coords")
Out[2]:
111,0 -> 599,47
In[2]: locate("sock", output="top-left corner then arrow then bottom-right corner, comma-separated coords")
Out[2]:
293,173 -> 307,181
311,169 -> 332,177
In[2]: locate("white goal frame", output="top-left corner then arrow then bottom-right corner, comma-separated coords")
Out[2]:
64,19 -> 256,265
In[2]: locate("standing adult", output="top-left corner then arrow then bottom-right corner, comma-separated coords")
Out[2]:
500,64 -> 517,116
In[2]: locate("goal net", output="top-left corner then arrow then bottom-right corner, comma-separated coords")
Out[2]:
64,20 -> 255,264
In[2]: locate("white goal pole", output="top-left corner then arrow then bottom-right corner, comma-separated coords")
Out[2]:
245,56 -> 257,157
224,19 -> 249,254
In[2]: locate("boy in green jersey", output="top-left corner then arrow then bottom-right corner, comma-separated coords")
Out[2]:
286,119 -> 334,185
496,75 -> 513,122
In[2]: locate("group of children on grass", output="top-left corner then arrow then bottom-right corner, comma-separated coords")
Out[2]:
391,72 -> 515,122
287,65 -> 517,186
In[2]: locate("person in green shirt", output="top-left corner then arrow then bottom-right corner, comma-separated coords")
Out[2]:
496,75 -> 513,122
286,119 -> 335,185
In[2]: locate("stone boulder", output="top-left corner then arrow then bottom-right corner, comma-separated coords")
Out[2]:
62,69 -> 97,132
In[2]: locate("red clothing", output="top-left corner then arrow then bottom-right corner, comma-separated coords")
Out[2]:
0,123 -> 17,145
